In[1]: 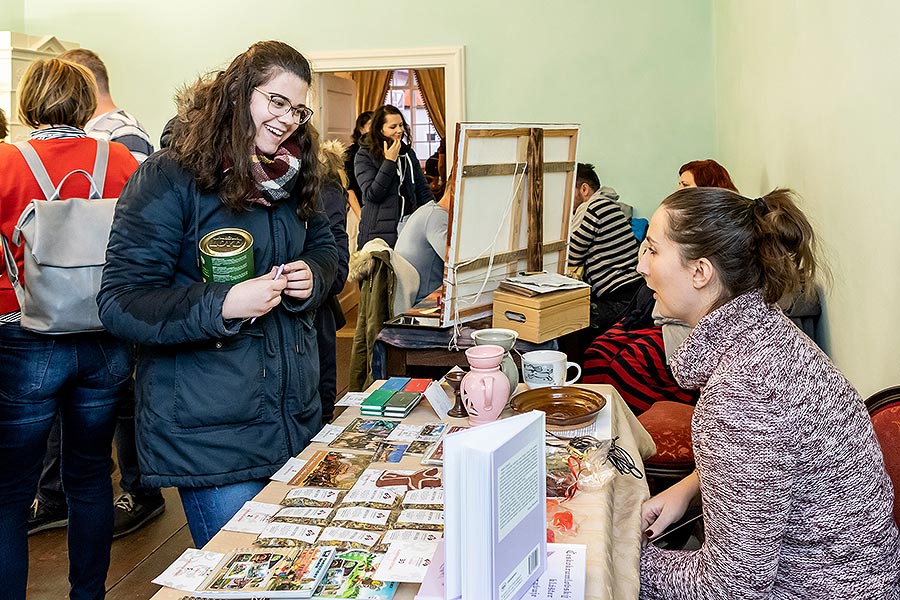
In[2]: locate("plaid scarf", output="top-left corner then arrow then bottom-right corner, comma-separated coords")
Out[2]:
248,138 -> 302,206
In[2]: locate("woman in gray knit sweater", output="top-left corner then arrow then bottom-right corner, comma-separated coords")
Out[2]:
637,187 -> 900,599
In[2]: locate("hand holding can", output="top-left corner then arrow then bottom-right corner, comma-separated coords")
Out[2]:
222,265 -> 287,321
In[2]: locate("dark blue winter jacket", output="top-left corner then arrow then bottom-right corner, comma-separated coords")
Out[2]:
98,151 -> 337,488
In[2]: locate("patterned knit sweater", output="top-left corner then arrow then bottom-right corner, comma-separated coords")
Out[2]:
640,290 -> 900,599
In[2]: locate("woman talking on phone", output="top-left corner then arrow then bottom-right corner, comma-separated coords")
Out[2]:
354,104 -> 434,248
98,41 -> 337,547
637,186 -> 899,598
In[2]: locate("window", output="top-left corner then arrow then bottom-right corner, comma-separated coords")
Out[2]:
384,69 -> 440,162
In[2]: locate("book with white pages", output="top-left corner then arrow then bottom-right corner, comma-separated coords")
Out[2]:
443,411 -> 547,600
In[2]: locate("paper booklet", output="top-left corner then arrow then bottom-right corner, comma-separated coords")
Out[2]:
159,546 -> 335,598
415,542 -> 585,600
498,273 -> 588,297
443,411 -> 547,600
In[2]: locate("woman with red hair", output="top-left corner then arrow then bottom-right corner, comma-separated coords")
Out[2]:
677,159 -> 738,191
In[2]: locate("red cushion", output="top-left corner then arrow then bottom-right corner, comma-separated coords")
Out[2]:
639,401 -> 695,466
870,403 -> 900,526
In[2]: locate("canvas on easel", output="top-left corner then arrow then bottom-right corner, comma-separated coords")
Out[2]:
439,122 -> 579,328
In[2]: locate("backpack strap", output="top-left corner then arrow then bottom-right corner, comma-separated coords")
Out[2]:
91,139 -> 109,194
0,233 -> 24,306
14,141 -> 56,200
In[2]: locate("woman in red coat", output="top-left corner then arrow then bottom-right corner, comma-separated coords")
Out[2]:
0,58 -> 138,599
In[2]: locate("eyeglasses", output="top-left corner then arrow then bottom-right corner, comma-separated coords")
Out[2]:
253,87 -> 314,125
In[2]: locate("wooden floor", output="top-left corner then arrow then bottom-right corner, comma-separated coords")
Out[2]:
27,318 -> 356,599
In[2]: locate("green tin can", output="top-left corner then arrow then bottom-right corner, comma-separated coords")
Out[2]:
199,228 -> 254,283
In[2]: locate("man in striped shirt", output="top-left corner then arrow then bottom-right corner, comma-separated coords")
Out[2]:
569,163 -> 642,335
59,49 -> 154,163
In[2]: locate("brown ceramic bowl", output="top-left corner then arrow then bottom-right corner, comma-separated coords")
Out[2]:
510,386 -> 606,430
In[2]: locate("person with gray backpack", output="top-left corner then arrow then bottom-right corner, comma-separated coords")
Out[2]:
0,58 -> 138,599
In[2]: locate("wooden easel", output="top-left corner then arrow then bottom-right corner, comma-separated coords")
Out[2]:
441,123 -> 579,327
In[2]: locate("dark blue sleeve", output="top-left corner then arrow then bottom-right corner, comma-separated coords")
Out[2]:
355,147 -> 399,206
281,207 -> 339,314
321,182 -> 349,296
98,159 -> 239,345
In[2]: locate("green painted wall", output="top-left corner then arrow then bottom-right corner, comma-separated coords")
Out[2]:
0,0 -> 25,31
19,0 -> 716,216
713,1 -> 900,395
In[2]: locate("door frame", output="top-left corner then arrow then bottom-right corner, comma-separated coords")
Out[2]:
307,46 -> 465,158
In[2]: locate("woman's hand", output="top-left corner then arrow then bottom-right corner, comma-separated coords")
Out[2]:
221,267 -> 287,320
640,471 -> 700,540
383,139 -> 401,162
282,260 -> 314,299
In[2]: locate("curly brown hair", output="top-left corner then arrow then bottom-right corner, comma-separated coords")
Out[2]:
168,41 -> 320,218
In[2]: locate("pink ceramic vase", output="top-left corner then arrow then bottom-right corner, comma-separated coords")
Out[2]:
461,345 -> 510,426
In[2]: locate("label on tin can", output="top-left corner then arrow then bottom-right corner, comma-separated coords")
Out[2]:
199,228 -> 254,283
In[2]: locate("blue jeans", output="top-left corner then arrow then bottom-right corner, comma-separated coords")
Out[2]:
179,479 -> 268,547
0,323 -> 132,600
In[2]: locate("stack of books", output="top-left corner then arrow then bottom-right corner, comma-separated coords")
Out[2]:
360,378 -> 429,418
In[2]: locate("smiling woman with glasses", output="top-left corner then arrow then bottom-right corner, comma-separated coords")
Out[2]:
97,41 -> 338,548
253,87 -> 314,125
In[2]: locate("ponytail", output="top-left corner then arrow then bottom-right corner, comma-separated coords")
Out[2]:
662,187 -> 823,308
752,189 -> 819,304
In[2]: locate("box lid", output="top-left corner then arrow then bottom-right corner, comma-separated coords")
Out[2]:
492,286 -> 590,310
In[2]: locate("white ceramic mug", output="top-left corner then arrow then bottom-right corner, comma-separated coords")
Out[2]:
521,350 -> 581,388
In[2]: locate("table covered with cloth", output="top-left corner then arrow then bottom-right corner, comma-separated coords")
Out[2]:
150,383 -> 656,600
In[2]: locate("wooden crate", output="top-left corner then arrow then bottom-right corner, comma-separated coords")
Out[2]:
491,287 -> 590,343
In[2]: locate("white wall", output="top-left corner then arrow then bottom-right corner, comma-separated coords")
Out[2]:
18,0 -> 716,215
714,0 -> 900,395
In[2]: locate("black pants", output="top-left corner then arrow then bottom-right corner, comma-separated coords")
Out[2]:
314,297 -> 341,425
573,279 -> 644,358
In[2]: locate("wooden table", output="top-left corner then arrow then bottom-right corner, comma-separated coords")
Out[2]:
151,383 -> 655,600
375,317 -> 559,381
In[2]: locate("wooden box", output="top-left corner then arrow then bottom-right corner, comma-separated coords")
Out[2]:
491,287 -> 590,343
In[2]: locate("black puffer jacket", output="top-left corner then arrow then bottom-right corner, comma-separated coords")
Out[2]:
98,151 -> 338,488
354,142 -> 433,247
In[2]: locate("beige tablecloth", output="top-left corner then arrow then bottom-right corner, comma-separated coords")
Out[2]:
151,383 -> 655,600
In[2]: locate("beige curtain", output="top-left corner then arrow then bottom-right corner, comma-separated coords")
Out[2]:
351,70 -> 393,115
414,68 -> 446,139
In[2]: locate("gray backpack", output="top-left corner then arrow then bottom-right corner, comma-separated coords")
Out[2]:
0,140 -> 116,334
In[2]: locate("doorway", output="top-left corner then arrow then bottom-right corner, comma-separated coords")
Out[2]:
307,46 -> 465,159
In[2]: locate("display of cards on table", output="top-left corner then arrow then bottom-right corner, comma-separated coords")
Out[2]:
386,422 -> 445,444
312,549 -> 398,599
288,451 -> 371,488
157,546 -> 334,598
281,487 -> 343,508
255,522 -> 323,547
310,423 -> 345,444
372,539 -> 441,583
329,418 -> 398,452
371,441 -> 408,463
221,501 -> 281,534
421,425 -> 469,465
152,548 -> 225,591
270,457 -> 307,483
351,467 -> 442,496
334,391 -> 369,407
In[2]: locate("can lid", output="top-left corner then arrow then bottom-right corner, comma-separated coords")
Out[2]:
199,228 -> 254,257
